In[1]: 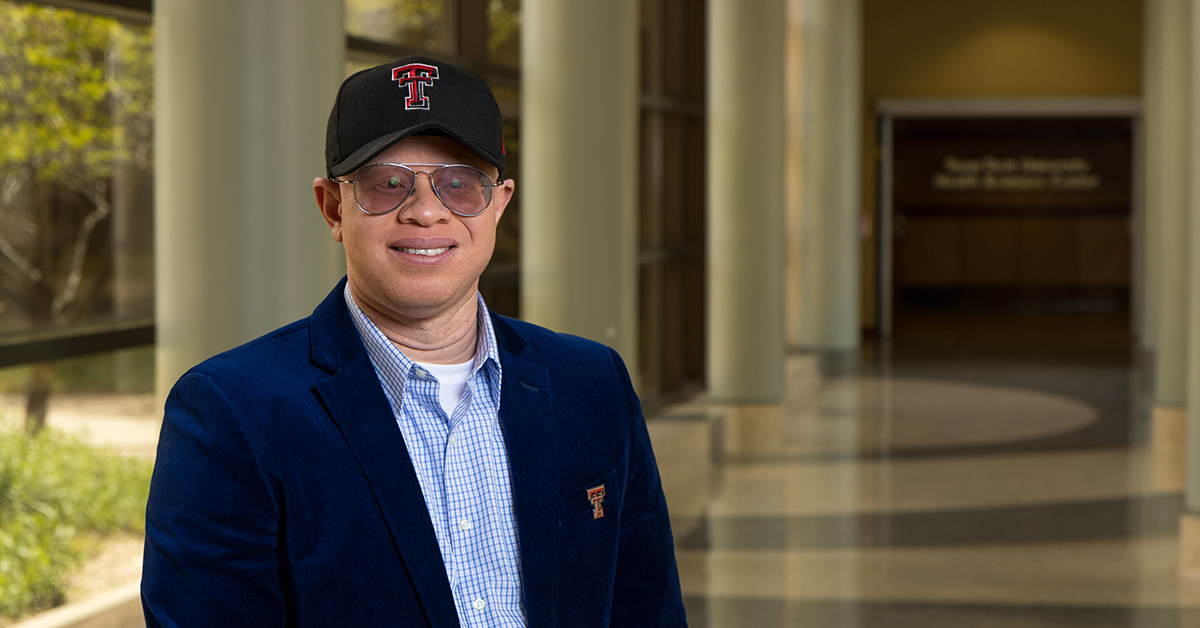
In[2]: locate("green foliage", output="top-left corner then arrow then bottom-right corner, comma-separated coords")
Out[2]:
487,0 -> 521,63
0,424 -> 152,619
0,2 -> 153,183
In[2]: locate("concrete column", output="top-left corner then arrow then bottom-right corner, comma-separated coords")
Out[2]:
708,0 -> 787,401
520,0 -> 640,369
787,0 -> 863,353
1144,0 -> 1191,424
155,0 -> 346,396
1180,0 -> 1200,578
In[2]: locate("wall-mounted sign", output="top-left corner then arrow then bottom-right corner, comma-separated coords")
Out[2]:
894,118 -> 1131,211
932,155 -> 1101,192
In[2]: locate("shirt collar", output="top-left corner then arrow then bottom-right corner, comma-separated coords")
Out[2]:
343,283 -> 500,380
472,293 -> 502,376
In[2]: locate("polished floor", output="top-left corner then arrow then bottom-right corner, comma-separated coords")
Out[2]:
646,345 -> 1198,628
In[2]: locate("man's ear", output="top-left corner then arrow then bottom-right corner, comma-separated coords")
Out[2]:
490,178 -> 515,226
314,177 -> 344,242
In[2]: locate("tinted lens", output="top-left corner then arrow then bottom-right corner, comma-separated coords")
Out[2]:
355,165 -> 415,214
432,166 -> 492,216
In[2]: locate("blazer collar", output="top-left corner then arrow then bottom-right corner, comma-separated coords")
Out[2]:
492,313 -> 560,628
489,310 -> 529,358
309,277 -> 365,373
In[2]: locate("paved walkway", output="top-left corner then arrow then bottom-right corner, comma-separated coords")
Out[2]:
0,392 -> 160,458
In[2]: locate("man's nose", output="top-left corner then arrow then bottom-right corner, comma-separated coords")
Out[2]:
397,171 -> 450,224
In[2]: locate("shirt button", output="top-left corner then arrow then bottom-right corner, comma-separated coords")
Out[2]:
448,435 -> 457,446
473,598 -> 486,610
459,518 -> 472,531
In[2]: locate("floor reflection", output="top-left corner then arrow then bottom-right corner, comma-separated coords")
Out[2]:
648,349 -> 1197,628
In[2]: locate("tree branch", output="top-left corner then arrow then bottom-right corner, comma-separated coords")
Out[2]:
0,232 -> 43,283
51,181 -> 110,322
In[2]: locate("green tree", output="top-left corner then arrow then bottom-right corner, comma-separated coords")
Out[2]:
0,2 -> 153,433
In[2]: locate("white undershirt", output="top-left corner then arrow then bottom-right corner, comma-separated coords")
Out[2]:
414,359 -> 474,417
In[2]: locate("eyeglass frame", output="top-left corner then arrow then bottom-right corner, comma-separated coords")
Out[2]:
331,162 -> 505,218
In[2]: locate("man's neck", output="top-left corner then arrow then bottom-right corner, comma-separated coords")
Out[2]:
349,285 -> 479,365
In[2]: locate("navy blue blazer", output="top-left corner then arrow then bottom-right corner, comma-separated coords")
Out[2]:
141,280 -> 687,627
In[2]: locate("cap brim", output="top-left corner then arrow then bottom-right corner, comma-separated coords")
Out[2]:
329,121 -> 503,178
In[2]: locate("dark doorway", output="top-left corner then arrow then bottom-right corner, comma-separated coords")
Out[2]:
884,116 -> 1134,355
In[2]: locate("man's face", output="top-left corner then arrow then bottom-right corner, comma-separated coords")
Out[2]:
316,135 -> 514,322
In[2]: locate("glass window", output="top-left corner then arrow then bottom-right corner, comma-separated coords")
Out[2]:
0,1 -> 154,337
637,0 -> 706,397
345,0 -> 451,51
488,0 -> 520,68
0,1 -> 154,436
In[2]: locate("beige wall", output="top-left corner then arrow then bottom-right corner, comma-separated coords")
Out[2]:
861,0 -> 1143,329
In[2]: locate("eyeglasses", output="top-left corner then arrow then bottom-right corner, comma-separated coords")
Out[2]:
332,163 -> 503,217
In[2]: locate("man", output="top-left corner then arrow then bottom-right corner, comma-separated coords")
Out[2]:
141,56 -> 687,628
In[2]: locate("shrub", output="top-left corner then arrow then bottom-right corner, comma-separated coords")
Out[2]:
0,424 -> 152,619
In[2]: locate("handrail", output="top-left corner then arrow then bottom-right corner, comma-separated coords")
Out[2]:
29,0 -> 152,22
0,317 -> 155,368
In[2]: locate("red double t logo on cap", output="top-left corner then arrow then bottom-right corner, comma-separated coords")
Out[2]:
392,63 -> 439,110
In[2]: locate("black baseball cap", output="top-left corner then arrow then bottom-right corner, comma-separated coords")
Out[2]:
324,56 -> 505,178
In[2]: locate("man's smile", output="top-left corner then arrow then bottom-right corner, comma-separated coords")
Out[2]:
399,246 -> 452,256
388,236 -> 459,262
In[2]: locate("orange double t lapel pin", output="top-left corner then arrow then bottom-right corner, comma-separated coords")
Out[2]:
587,485 -> 606,519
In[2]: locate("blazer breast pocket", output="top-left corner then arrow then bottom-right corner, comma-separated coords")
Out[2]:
557,469 -> 620,528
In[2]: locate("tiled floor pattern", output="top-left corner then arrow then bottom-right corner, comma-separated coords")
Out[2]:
648,350 -> 1197,628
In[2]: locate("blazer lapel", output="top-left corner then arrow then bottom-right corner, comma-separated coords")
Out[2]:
492,314 -> 560,628
309,281 -> 458,628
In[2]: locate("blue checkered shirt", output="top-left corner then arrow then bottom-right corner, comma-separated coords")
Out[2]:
345,286 -> 526,627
